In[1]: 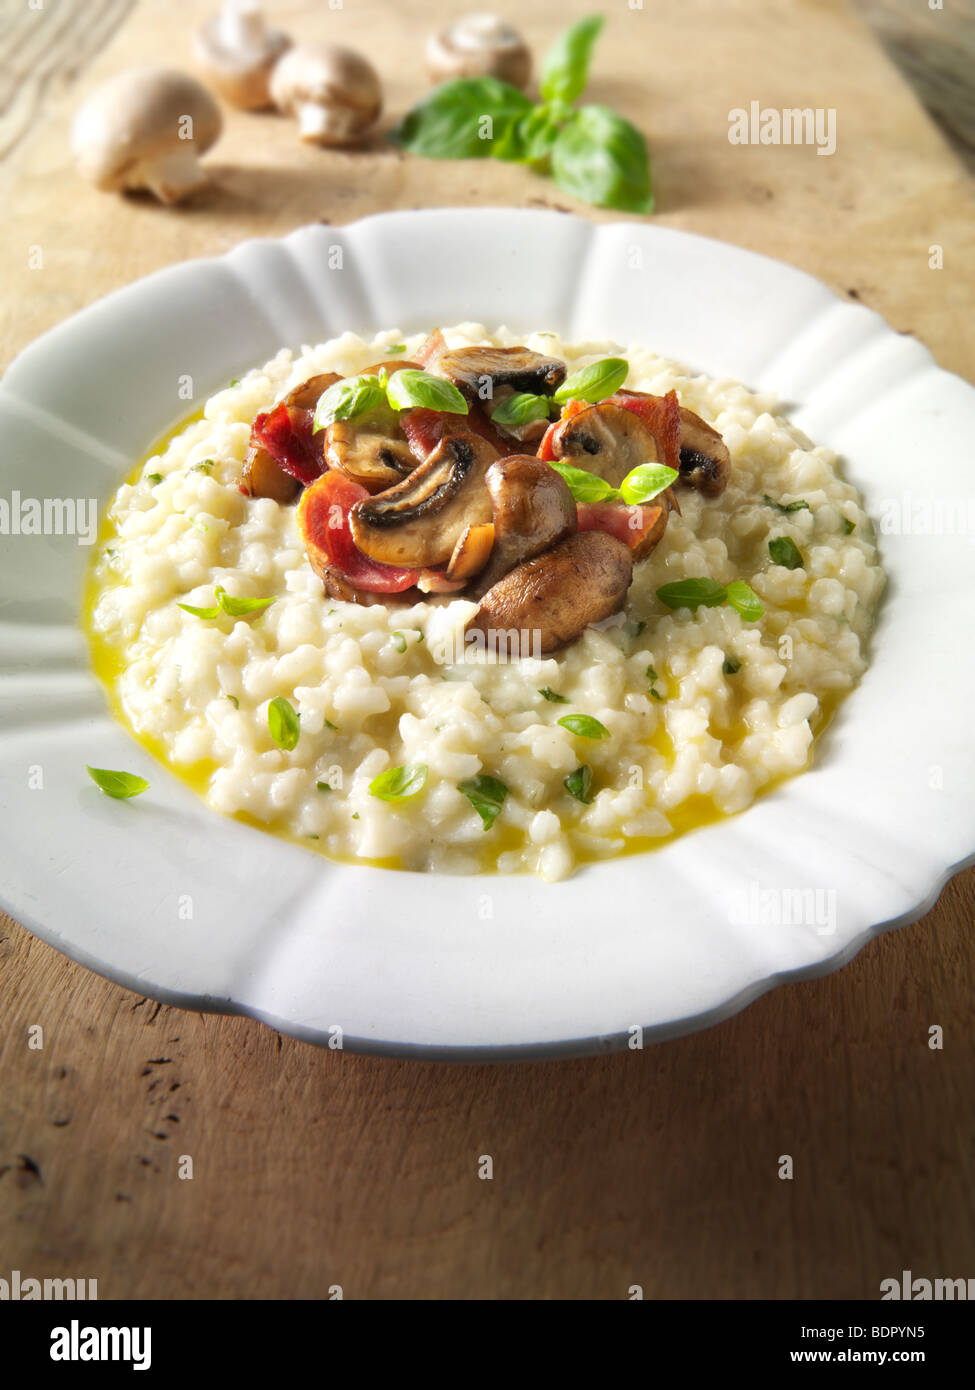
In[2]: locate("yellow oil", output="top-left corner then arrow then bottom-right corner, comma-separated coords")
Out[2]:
84,414 -> 843,878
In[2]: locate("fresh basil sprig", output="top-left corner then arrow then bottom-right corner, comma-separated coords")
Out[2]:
178,585 -> 275,620
549,458 -> 677,505
313,374 -> 388,431
657,577 -> 765,621
391,16 -> 653,215
539,687 -> 568,703
763,494 -> 810,515
86,765 -> 149,799
313,366 -> 469,431
554,356 -> 629,404
458,773 -> 508,830
370,763 -> 428,802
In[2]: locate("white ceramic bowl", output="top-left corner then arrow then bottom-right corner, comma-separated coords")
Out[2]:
2,209 -> 974,1058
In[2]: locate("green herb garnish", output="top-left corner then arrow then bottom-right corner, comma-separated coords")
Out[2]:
547,462 -> 619,503
646,665 -> 664,700
554,356 -> 629,404
226,694 -> 239,708
324,719 -> 338,732
558,713 -> 610,740
385,369 -> 469,415
370,763 -> 428,802
763,494 -> 810,514
386,344 -> 407,354
268,696 -> 300,751
316,781 -> 333,793
722,655 -> 742,675
768,537 -> 804,571
178,585 -> 275,620
192,459 -> 215,473
539,687 -> 569,703
458,773 -> 508,830
549,458 -> 676,505
392,630 -> 408,653
146,472 -> 163,484
490,392 -> 553,428
657,577 -> 764,622
842,517 -> 856,534
313,373 -> 388,431
86,766 -> 149,800
564,765 -> 595,804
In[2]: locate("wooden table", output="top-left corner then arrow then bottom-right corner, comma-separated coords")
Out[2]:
1,0 -> 972,1300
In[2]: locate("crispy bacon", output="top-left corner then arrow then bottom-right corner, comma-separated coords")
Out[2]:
414,329 -> 448,369
400,403 -> 508,463
251,403 -> 326,488
537,398 -> 587,461
608,389 -> 682,475
576,501 -> 665,553
298,470 -> 421,595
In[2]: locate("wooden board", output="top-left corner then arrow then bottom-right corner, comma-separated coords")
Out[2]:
1,0 -> 973,1299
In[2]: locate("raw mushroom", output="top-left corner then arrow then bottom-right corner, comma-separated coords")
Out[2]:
678,407 -> 731,498
193,0 -> 291,110
436,346 -> 566,403
467,531 -> 633,656
71,67 -> 222,203
470,454 -> 577,598
349,431 -> 496,567
270,44 -> 382,145
426,13 -> 532,91
550,401 -> 660,489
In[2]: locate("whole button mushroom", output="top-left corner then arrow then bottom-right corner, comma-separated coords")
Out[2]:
270,44 -> 382,145
426,13 -> 532,91
193,0 -> 292,111
71,67 -> 222,203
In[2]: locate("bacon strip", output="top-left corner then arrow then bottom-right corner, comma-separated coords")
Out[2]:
251,403 -> 326,488
608,389 -> 682,475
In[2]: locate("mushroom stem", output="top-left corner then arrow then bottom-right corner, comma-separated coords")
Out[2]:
136,146 -> 209,203
295,100 -> 354,143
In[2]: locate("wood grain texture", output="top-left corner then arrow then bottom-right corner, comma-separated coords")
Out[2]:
0,0 -> 973,1299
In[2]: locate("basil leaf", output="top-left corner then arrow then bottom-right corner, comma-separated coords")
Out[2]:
540,14 -> 605,104
386,369 -> 469,415
619,463 -> 679,504
553,356 -> 629,404
458,773 -> 508,830
842,517 -> 856,534
490,392 -> 553,427
226,694 -> 240,708
558,713 -> 610,740
219,592 -> 276,617
768,536 -> 804,570
313,374 -> 387,431
386,344 -> 407,354
192,460 -> 214,473
722,655 -> 742,675
539,687 -> 568,703
316,780 -> 332,792
551,105 -> 654,214
392,77 -> 532,160
369,763 -> 428,802
548,462 -> 619,503
564,764 -> 594,804
726,580 -> 764,621
268,696 -> 300,751
146,472 -> 163,484
86,765 -> 149,799
656,578 -> 727,611
763,494 -> 810,514
496,101 -> 570,164
177,600 -> 221,619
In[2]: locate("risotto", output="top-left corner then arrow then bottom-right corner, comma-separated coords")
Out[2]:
86,325 -> 885,880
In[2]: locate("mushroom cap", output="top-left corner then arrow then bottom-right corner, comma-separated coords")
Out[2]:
71,67 -> 222,188
427,12 -> 532,90
193,4 -> 292,111
270,43 -> 382,143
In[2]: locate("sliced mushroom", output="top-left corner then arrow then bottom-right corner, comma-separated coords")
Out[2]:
446,522 -> 495,581
467,531 -> 633,656
678,407 -> 731,498
435,346 -> 566,403
550,401 -> 660,489
326,404 -> 416,493
470,455 -> 577,598
281,371 -> 341,411
241,441 -> 300,503
349,431 -> 496,567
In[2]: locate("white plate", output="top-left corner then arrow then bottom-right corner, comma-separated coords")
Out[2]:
2,209 -> 974,1059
